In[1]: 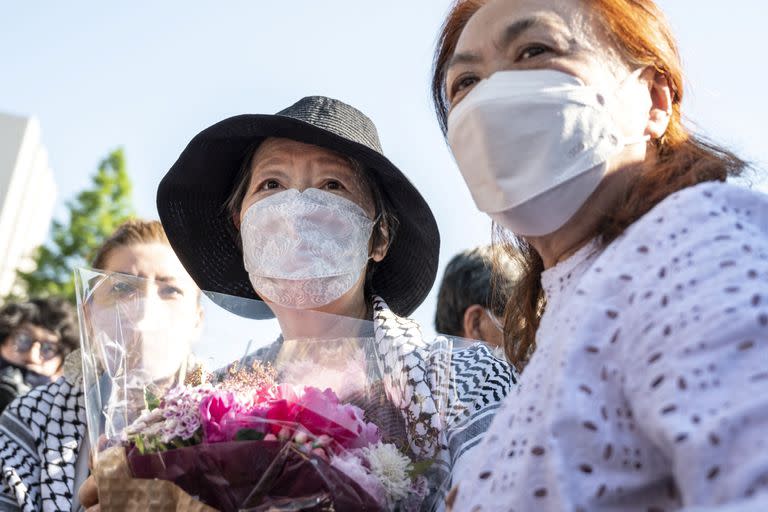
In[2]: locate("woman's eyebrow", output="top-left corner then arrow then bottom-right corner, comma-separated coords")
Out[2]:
447,16 -> 544,73
498,16 -> 541,50
447,51 -> 482,71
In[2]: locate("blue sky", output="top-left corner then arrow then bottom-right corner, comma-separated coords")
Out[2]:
1,1 -> 765,335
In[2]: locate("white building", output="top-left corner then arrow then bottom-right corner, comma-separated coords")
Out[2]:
0,113 -> 57,298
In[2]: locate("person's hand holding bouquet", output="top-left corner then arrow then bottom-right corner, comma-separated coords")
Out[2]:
78,473 -> 98,511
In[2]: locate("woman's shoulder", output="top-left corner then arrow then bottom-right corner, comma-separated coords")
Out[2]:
0,364 -> 29,412
0,379 -> 81,483
669,180 -> 766,206
587,180 -> 768,358
444,343 -> 516,468
0,377 -> 85,512
596,181 -> 766,276
629,181 -> 766,240
448,342 -> 517,424
451,342 -> 517,388
2,377 -> 83,431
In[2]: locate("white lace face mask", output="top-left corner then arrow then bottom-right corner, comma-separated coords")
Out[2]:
241,188 -> 375,309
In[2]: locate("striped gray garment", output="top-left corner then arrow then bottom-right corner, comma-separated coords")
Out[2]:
0,297 -> 515,511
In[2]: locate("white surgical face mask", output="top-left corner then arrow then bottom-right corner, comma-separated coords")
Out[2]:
241,188 -> 375,309
447,69 -> 649,236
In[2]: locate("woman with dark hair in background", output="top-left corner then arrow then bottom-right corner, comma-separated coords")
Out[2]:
432,0 -> 768,510
0,298 -> 78,412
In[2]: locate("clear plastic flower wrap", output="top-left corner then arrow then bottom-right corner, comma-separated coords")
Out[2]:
75,268 -> 463,511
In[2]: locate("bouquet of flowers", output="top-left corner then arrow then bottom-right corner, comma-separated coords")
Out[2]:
76,269 -> 453,511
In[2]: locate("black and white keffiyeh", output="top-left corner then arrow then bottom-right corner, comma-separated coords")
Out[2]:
0,376 -> 86,512
0,298 -> 514,511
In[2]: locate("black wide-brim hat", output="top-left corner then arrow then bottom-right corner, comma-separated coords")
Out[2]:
157,96 -> 440,318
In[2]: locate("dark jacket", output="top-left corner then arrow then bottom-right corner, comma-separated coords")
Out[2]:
0,359 -> 49,413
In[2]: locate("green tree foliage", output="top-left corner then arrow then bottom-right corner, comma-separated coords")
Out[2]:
12,148 -> 134,302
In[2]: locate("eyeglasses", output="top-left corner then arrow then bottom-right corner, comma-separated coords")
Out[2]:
10,331 -> 63,361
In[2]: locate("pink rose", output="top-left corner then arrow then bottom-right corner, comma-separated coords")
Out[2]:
250,383 -> 277,404
200,391 -> 239,443
292,387 -> 382,449
265,398 -> 300,436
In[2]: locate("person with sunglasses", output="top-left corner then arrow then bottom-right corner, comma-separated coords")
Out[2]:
0,298 -> 78,412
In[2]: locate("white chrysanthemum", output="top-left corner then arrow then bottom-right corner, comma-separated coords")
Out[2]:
363,442 -> 413,501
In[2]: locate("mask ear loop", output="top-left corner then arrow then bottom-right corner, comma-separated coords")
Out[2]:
609,67 -> 655,149
485,310 -> 505,333
367,213 -> 388,261
363,213 -> 386,310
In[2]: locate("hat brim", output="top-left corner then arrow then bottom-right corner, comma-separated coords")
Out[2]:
157,114 -> 440,318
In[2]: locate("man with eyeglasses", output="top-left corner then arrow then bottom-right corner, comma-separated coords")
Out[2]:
0,298 -> 79,412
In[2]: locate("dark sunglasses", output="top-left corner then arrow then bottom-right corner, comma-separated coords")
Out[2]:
10,331 -> 63,361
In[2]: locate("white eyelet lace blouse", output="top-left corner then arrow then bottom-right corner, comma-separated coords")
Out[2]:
452,182 -> 768,511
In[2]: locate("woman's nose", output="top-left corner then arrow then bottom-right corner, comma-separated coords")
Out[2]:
26,343 -> 43,364
132,293 -> 164,328
292,174 -> 316,193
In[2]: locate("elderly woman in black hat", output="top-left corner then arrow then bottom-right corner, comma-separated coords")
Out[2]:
153,96 -> 515,502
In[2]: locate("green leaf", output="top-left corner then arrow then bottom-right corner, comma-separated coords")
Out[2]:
235,429 -> 265,442
135,435 -> 146,455
144,389 -> 160,411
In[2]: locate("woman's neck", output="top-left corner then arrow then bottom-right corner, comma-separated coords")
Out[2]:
271,288 -> 371,340
526,163 -> 641,268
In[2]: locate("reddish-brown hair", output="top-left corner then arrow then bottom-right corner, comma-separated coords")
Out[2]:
91,219 -> 169,270
432,0 -> 746,371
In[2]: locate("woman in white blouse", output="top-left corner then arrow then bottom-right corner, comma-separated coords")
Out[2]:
431,0 -> 768,510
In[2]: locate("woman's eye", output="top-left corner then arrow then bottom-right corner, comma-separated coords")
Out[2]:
451,75 -> 480,99
40,342 -> 61,359
160,285 -> 184,298
111,281 -> 135,295
323,180 -> 344,191
260,179 -> 282,191
518,44 -> 551,61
